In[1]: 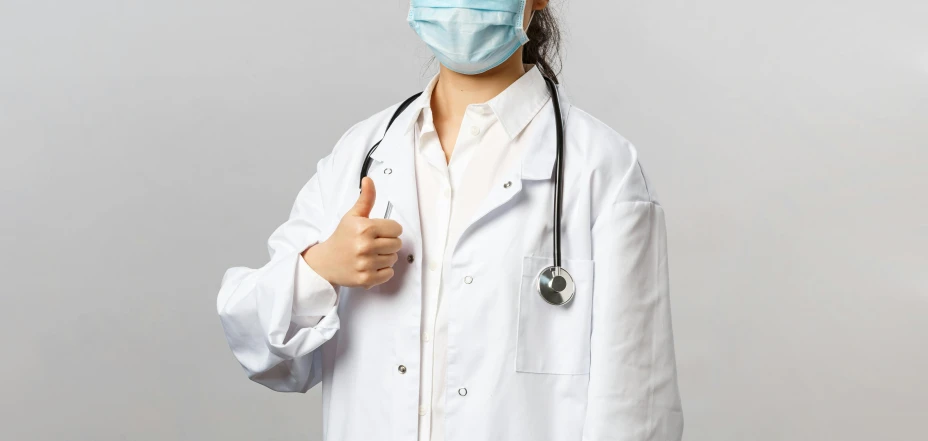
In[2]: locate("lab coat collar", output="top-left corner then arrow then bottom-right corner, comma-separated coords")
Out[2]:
401,74 -> 439,137
488,66 -> 553,141
373,68 -> 572,181
401,65 -> 552,141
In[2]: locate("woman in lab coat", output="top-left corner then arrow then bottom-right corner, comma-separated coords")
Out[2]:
217,1 -> 683,440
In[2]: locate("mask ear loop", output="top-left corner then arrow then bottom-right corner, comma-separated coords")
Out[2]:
523,10 -> 537,70
525,10 -> 536,32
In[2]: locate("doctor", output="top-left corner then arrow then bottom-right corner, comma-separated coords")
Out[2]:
217,1 -> 683,440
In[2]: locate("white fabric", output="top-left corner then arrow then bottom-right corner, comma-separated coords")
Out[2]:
411,67 -> 551,441
216,66 -> 684,441
291,252 -> 339,329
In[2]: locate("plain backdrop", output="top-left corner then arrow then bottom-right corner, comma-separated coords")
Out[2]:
1,1 -> 926,440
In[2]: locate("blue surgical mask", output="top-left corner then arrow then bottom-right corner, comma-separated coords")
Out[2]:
408,0 -> 531,75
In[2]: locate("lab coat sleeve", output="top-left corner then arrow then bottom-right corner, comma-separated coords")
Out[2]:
291,255 -> 339,328
582,170 -> 684,440
216,138 -> 347,393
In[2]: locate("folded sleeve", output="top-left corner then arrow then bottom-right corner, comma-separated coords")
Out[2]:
216,124 -> 357,393
582,161 -> 683,440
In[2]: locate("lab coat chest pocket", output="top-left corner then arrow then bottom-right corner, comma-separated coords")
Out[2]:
515,255 -> 594,375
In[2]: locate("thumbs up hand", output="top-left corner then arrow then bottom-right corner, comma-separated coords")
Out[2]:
302,177 -> 403,290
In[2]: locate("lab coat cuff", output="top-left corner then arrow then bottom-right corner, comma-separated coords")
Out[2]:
293,247 -> 339,318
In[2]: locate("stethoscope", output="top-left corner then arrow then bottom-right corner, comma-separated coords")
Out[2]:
359,76 -> 575,306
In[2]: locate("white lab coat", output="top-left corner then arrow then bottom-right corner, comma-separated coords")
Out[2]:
217,84 -> 684,441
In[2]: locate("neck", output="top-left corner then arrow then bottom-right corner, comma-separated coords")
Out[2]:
430,52 -> 527,124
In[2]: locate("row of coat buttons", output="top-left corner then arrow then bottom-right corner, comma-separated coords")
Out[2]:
408,255 -> 481,281
384,166 -> 511,189
383,165 -> 496,411
395,366 -> 467,396
434,178 -> 510,200
438,180 -> 510,198
407,257 -> 472,284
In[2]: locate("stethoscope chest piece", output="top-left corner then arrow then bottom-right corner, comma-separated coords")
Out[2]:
535,266 -> 576,306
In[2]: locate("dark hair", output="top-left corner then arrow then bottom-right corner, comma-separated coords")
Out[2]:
524,8 -> 563,83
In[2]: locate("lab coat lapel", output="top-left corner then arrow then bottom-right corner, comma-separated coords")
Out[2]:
367,107 -> 423,250
455,85 -> 573,245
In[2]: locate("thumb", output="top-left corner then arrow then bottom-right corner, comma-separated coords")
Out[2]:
349,176 -> 376,218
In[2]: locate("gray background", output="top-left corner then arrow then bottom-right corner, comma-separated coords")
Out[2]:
1,1 -> 926,440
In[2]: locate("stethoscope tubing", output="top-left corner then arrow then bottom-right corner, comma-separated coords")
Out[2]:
545,77 -> 564,269
360,76 -> 573,305
360,91 -> 423,189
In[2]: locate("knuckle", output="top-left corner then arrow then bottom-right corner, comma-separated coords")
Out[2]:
355,240 -> 372,255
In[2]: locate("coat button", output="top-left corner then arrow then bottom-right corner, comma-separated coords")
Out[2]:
398,365 -> 407,374
406,254 -> 415,263
470,126 -> 480,136
458,388 -> 467,396
503,181 -> 512,188
383,168 -> 392,174
464,276 -> 473,284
